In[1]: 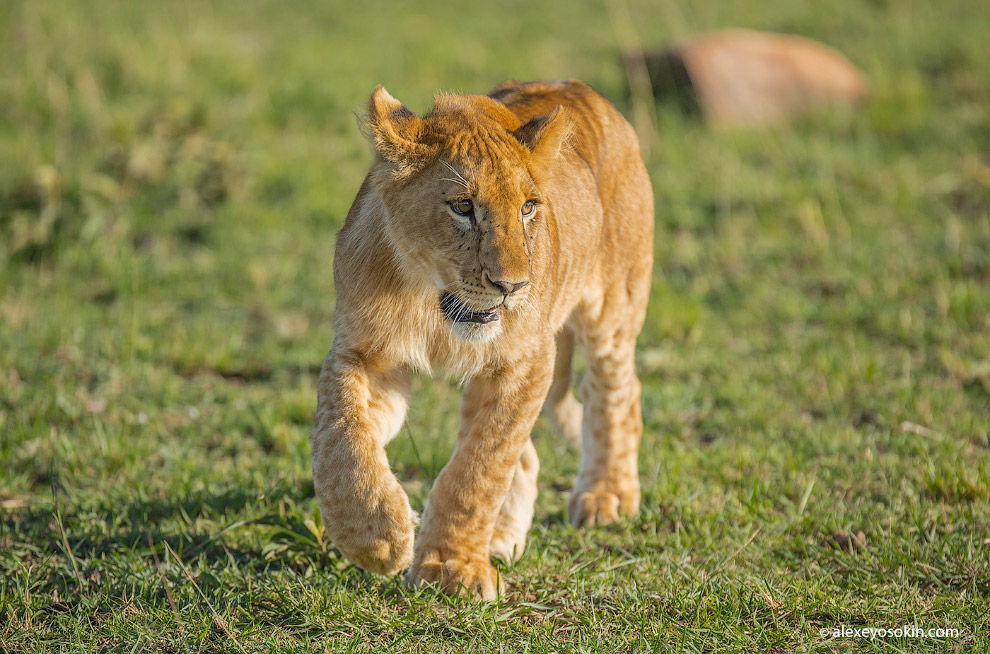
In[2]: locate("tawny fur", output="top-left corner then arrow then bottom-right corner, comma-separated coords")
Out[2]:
310,79 -> 654,600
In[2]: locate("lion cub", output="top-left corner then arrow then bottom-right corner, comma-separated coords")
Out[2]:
310,79 -> 653,600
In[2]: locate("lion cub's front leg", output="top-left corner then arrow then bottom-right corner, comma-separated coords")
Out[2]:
409,353 -> 552,600
310,353 -> 415,575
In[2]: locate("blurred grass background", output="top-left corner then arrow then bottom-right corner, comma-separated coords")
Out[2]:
1,0 -> 988,651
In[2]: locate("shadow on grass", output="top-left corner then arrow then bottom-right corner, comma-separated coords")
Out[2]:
0,480 -> 383,597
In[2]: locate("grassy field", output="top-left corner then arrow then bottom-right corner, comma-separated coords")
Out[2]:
1,0 -> 988,651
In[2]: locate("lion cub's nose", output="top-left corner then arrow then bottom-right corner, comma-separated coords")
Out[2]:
488,276 -> 530,295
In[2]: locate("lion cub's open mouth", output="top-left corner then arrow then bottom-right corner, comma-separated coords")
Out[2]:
440,293 -> 500,324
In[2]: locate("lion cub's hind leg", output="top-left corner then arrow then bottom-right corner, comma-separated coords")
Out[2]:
568,318 -> 645,528
489,438 -> 540,562
542,327 -> 583,444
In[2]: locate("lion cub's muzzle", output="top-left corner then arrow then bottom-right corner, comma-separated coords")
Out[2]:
440,293 -> 500,324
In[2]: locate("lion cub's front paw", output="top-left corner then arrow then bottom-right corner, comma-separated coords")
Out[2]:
323,478 -> 416,576
568,484 -> 639,528
408,551 -> 502,601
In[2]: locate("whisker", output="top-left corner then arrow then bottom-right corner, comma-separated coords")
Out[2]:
440,161 -> 470,189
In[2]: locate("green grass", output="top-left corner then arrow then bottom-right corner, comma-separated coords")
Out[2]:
1,0 -> 988,651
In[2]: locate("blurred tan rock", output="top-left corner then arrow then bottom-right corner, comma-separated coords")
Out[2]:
631,29 -> 868,127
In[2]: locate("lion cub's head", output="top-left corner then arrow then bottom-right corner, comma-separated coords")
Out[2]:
362,86 -> 571,343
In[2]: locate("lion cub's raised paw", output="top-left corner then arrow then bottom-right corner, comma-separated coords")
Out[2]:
407,551 -> 502,601
323,476 -> 417,576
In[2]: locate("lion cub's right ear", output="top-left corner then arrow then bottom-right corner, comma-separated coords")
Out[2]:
364,86 -> 436,174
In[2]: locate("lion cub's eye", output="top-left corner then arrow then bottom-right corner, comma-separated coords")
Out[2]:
449,199 -> 474,218
522,200 -> 537,218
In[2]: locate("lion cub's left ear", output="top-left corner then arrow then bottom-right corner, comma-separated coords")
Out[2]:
512,105 -> 573,169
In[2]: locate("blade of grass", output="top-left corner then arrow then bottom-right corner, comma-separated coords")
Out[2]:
50,476 -> 83,588
147,534 -> 181,624
164,541 -> 246,654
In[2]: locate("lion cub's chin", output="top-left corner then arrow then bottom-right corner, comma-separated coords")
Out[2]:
448,319 -> 503,343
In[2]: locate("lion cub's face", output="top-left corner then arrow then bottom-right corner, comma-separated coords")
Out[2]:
365,87 -> 571,343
